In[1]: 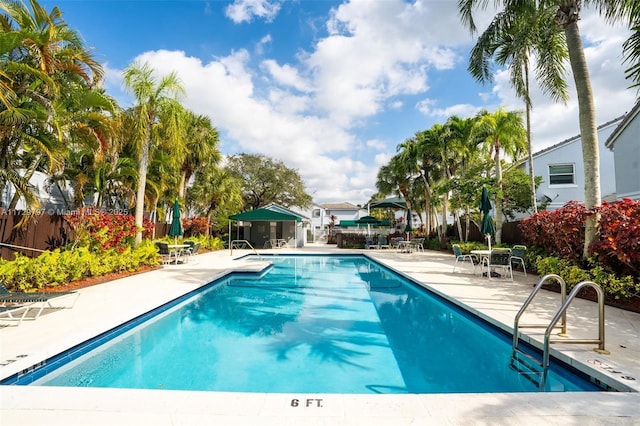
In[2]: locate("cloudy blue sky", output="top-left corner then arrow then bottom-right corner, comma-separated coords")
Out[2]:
42,0 -> 637,204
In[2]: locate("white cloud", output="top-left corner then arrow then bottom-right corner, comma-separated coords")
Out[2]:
417,98 -> 481,119
255,34 -> 272,55
260,59 -> 312,92
225,0 -> 282,24
121,2 -> 638,205
489,9 -> 635,152
303,0 -> 468,126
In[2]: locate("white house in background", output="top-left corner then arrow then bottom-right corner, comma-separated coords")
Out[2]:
519,115 -> 623,211
317,202 -> 368,235
1,171 -> 71,212
605,101 -> 640,201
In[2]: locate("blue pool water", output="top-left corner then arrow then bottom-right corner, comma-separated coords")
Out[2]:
17,255 -> 600,393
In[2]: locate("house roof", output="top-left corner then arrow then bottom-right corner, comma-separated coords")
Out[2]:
320,202 -> 361,210
605,100 -> 640,149
525,115 -> 625,161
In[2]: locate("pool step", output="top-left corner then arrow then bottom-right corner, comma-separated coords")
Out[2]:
510,348 -> 544,389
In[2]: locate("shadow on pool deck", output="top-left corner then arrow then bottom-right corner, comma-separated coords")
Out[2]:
1,244 -> 639,425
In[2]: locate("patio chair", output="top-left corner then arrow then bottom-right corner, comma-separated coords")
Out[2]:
390,237 -> 404,250
0,282 -> 79,321
191,242 -> 201,255
378,235 -> 390,249
365,237 -> 378,249
182,240 -> 199,260
483,248 -> 513,281
511,245 -> 527,276
155,242 -> 175,264
452,244 -> 478,273
411,238 -> 425,252
0,304 -> 31,326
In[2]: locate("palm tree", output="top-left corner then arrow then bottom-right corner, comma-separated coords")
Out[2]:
376,154 -> 416,219
414,128 -> 445,236
442,115 -> 481,241
188,164 -> 243,233
467,2 -> 569,214
178,111 -> 221,199
0,0 -> 105,211
473,108 -> 526,244
122,61 -> 185,244
459,0 -> 638,258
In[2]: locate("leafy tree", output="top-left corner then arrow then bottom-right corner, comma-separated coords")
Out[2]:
122,61 -> 184,244
225,153 -> 312,210
178,111 -> 220,199
472,108 -> 526,244
500,166 -> 543,219
0,0 -> 104,212
376,153 -> 417,232
466,1 -> 568,214
187,163 -> 244,234
459,0 -> 639,258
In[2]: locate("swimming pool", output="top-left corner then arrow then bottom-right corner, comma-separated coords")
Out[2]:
7,255 -> 601,393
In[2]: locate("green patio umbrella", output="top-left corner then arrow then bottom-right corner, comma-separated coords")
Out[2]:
404,208 -> 412,240
168,199 -> 183,243
356,215 -> 379,236
479,186 -> 494,249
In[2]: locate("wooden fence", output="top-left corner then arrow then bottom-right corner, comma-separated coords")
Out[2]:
0,212 -> 171,261
455,220 -> 522,245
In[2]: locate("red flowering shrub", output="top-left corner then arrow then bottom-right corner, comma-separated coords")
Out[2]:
183,217 -> 210,236
520,201 -> 587,263
590,198 -> 640,278
520,199 -> 640,281
65,208 -> 154,252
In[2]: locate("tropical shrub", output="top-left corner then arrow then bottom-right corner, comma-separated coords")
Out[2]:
183,217 -> 210,237
65,208 -> 155,252
534,255 -> 640,300
520,199 -> 640,282
0,241 -> 160,291
520,201 -> 587,263
589,198 -> 640,279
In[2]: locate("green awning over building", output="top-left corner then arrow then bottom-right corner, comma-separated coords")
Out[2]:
229,208 -> 302,222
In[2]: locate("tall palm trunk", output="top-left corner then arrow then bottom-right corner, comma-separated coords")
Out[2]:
440,192 -> 448,247
524,59 -> 537,214
418,173 -> 432,234
134,138 -> 150,245
563,13 -> 600,259
494,142 -> 503,244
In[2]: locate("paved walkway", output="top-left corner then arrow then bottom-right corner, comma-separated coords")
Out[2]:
1,244 -> 639,425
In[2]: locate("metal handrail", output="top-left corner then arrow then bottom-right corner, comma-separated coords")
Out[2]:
513,274 -> 567,350
541,280 -> 609,389
229,239 -> 260,257
0,242 -> 47,253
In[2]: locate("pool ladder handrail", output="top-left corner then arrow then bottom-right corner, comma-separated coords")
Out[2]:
511,275 -> 608,390
229,239 -> 262,258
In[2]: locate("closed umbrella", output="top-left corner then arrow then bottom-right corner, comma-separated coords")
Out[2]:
404,208 -> 412,240
168,199 -> 183,244
479,186 -> 494,250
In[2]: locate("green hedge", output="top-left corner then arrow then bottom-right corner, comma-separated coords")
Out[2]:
534,255 -> 639,300
0,241 -> 159,292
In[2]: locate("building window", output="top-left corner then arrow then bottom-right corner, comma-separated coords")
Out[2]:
549,163 -> 575,185
312,209 -> 321,218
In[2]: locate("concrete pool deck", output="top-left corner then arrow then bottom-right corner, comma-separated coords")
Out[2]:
1,244 -> 639,425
